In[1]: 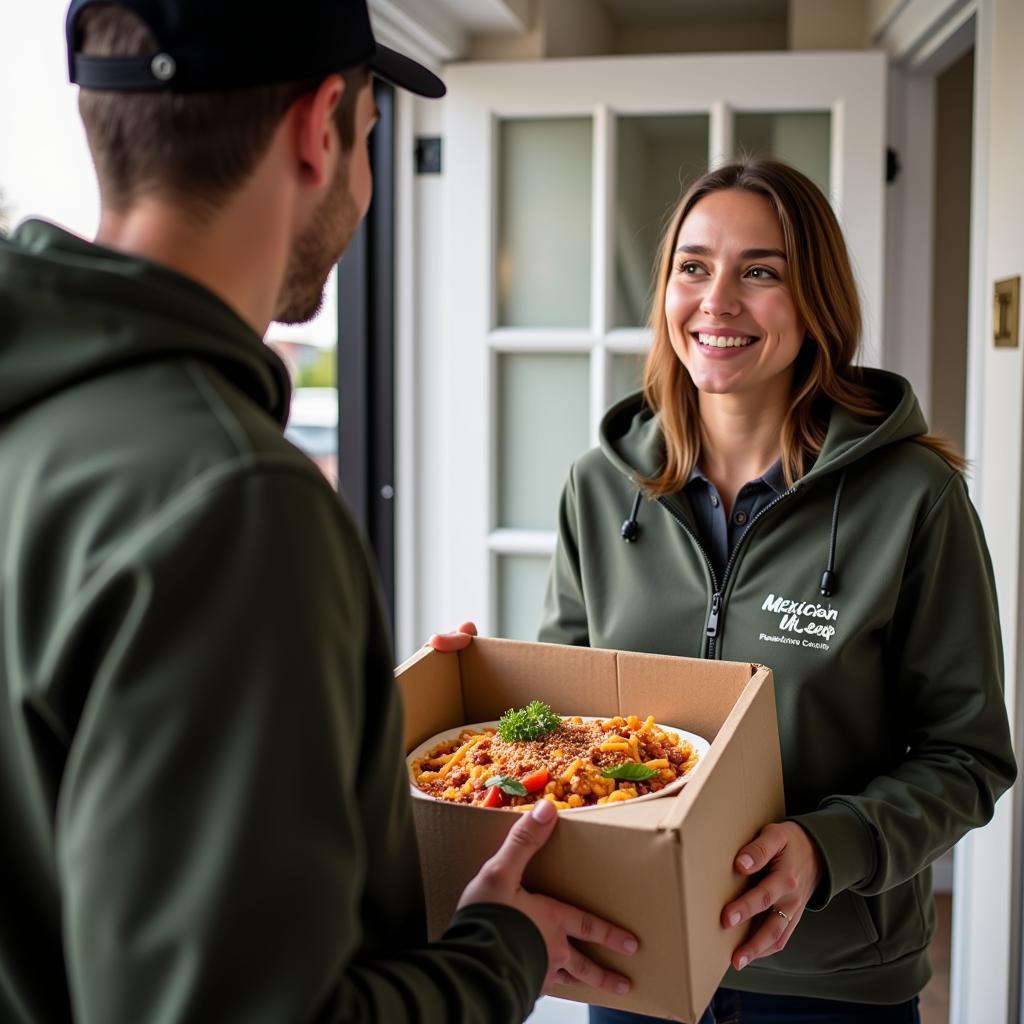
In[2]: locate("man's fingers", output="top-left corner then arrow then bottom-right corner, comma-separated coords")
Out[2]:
480,800 -> 558,889
551,968 -> 579,988
556,904 -> 639,955
557,947 -> 632,996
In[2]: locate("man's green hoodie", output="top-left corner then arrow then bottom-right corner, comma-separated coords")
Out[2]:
0,221 -> 546,1024
540,373 -> 1017,1003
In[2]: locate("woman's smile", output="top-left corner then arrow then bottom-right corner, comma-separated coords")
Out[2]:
691,328 -> 761,355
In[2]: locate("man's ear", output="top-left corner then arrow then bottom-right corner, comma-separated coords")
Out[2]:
291,74 -> 344,188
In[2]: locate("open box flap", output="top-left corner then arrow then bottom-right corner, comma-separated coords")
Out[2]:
397,645 -> 465,751
456,636 -> 620,721
654,665 -> 774,834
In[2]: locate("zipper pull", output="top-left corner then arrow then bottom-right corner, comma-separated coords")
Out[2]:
705,592 -> 721,639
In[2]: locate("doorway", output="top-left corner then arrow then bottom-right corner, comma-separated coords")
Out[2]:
920,40 -> 975,1024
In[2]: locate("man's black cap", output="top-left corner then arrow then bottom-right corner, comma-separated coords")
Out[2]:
65,0 -> 446,98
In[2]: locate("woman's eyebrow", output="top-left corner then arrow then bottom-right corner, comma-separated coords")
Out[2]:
674,244 -> 787,260
741,248 -> 787,260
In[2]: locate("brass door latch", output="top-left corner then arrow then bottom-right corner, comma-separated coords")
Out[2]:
994,277 -> 1020,348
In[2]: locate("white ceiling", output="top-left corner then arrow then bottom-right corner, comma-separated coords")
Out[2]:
601,0 -> 786,25
433,0 -> 531,34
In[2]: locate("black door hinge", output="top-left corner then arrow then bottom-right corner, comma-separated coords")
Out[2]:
415,136 -> 442,175
886,147 -> 901,185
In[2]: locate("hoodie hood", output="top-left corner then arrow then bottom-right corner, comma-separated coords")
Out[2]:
599,367 -> 929,486
0,219 -> 291,425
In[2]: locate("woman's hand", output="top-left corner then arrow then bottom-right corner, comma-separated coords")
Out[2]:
721,821 -> 824,971
458,798 -> 638,995
428,621 -> 478,652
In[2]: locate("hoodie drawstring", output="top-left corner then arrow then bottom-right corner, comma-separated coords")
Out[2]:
819,469 -> 848,597
621,468 -> 847,598
620,490 -> 643,542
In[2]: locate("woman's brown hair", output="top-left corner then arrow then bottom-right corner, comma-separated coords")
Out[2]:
640,158 -> 964,496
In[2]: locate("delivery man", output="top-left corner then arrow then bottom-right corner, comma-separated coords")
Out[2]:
0,2 -> 637,1021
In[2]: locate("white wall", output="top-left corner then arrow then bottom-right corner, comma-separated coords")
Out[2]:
0,2 -> 99,236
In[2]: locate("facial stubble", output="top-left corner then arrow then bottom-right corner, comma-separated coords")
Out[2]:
274,154 -> 360,325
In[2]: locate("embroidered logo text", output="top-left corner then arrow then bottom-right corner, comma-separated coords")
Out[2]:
758,593 -> 837,651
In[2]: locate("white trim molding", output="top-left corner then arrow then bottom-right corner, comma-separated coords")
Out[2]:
369,0 -> 531,69
368,0 -> 466,69
870,0 -> 977,68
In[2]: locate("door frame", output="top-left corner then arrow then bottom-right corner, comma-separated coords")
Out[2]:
385,9 -> 1022,1017
874,1 -> 1022,1021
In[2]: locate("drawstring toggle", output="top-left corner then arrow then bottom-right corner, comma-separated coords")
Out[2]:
620,489 -> 643,542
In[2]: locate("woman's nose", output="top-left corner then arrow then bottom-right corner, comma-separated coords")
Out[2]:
700,274 -> 741,318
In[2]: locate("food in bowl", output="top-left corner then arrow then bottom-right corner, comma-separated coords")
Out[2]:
408,701 -> 705,812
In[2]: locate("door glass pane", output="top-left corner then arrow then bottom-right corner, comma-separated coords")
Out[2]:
497,118 -> 592,327
610,352 -> 648,406
498,555 -> 551,641
615,115 -> 709,327
498,353 -> 590,530
733,111 -> 831,195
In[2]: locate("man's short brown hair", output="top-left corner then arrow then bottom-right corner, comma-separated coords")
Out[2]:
77,5 -> 370,216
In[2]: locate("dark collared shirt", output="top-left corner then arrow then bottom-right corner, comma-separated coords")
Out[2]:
684,459 -> 788,584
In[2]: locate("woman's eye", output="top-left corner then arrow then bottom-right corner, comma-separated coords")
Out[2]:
747,266 -> 778,280
677,261 -> 703,275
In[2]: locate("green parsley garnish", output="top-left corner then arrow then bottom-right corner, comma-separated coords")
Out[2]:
601,762 -> 659,782
484,775 -> 529,796
497,700 -> 563,742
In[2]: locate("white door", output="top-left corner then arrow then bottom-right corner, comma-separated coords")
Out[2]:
434,50 -> 887,651
427,51 -> 887,1024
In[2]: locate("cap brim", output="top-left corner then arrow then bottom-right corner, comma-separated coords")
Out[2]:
368,45 -> 446,99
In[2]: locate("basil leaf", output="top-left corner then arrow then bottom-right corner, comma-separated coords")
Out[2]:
485,775 -> 529,796
601,762 -> 659,781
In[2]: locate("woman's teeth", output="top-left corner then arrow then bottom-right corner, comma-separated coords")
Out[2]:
697,332 -> 754,348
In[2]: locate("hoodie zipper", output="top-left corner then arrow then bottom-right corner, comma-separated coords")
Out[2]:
655,498 -> 720,655
658,483 -> 800,659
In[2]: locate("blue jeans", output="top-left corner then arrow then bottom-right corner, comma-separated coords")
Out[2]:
589,989 -> 921,1024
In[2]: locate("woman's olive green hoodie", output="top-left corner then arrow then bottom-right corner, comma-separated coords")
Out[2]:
540,376 -> 1016,1004
0,221 -> 545,1024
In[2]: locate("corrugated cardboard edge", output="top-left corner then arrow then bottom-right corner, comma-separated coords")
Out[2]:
672,665 -> 785,1019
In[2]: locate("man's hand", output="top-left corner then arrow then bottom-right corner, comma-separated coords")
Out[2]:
458,799 -> 638,996
428,621 -> 478,652
721,821 -> 824,971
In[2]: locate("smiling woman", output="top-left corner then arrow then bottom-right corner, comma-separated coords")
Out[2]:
666,190 -> 804,403
538,158 -> 1017,1024
641,160 -> 962,505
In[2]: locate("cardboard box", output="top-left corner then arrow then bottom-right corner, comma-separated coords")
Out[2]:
396,637 -> 784,1023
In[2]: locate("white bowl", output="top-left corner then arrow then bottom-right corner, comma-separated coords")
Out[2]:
407,717 -> 710,813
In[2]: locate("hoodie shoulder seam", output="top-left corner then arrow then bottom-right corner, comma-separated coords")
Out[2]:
916,469 -> 961,534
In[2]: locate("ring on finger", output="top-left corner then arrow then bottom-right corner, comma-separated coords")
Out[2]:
773,907 -> 791,924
